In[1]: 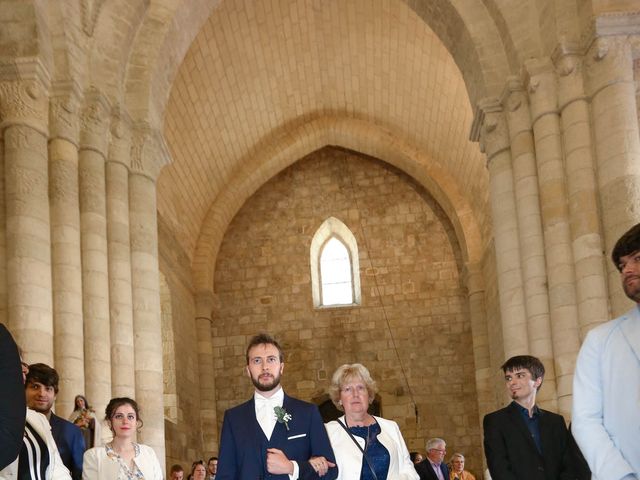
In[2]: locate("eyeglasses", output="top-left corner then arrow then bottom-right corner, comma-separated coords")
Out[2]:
430,448 -> 446,454
341,384 -> 367,395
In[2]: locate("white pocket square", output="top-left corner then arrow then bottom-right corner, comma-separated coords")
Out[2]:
287,433 -> 307,440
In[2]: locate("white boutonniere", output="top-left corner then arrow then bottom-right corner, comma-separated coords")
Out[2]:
274,406 -> 292,430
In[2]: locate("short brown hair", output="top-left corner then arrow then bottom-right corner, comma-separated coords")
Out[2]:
245,333 -> 284,364
612,223 -> 640,271
501,355 -> 545,390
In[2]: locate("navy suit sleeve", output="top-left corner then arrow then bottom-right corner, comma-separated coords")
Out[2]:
483,412 -> 518,480
0,323 -> 26,470
297,405 -> 338,480
216,410 -> 238,480
69,424 -> 85,480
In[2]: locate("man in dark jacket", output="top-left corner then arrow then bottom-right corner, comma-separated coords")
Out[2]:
483,355 -> 575,480
26,363 -> 85,480
0,324 -> 26,470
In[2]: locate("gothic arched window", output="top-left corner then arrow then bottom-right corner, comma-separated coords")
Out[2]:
310,217 -> 361,308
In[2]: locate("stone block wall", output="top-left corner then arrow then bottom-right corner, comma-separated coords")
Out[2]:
212,147 -> 483,474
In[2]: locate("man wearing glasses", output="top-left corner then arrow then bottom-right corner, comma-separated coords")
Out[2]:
483,355 -> 574,480
415,438 -> 449,480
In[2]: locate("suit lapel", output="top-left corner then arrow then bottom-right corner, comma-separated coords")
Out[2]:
620,307 -> 640,363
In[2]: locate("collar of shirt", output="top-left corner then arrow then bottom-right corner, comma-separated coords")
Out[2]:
254,387 -> 284,408
512,401 -> 540,419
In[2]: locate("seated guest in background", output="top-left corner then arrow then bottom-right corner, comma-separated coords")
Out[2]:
170,464 -> 185,480
410,452 -> 424,465
26,363 -> 85,480
82,397 -> 163,480
448,453 -> 475,480
415,438 -> 449,480
0,357 -> 71,479
325,363 -> 419,480
69,395 -> 101,449
206,456 -> 217,479
191,461 -> 207,480
0,324 -> 26,470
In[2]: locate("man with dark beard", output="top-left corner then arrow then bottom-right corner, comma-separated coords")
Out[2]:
573,222 -> 640,480
217,333 -> 338,480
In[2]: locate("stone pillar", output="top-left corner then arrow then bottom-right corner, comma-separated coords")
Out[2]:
462,263 -> 492,435
526,59 -> 580,417
129,124 -> 170,466
49,82 -> 84,416
79,90 -> 112,413
585,34 -> 640,316
107,112 -> 135,397
196,291 -> 219,456
502,80 -> 558,410
0,62 -> 53,364
478,101 -> 529,358
554,45 -> 610,339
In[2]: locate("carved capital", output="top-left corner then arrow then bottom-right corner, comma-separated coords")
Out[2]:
501,81 -> 533,141
523,58 -> 558,123
80,89 -> 111,156
49,81 -> 82,145
130,122 -> 172,182
81,0 -> 107,36
108,108 -> 133,169
584,36 -> 633,96
551,44 -> 587,109
0,58 -> 50,135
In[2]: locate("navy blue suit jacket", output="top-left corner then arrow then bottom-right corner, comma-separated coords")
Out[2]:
217,393 -> 338,480
415,458 -> 449,480
0,324 -> 26,470
49,412 -> 85,480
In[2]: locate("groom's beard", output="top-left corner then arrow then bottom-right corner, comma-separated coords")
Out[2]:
252,372 -> 281,392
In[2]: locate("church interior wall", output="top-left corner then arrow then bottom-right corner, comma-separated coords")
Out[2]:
211,146 -> 483,474
158,217 -> 201,469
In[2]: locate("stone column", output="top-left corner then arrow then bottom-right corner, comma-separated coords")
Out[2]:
585,34 -> 640,316
0,62 -> 53,364
501,80 -> 558,410
129,124 -> 170,466
478,101 -> 529,358
107,111 -> 135,397
196,291 -> 219,455
49,82 -> 84,416
462,263 -> 492,433
79,90 -> 112,413
526,59 -> 581,417
554,45 -> 610,339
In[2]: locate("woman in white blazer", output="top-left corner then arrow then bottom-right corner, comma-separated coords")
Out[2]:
325,364 -> 419,480
82,397 -> 162,480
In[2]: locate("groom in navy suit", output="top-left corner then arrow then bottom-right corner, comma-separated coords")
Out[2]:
217,333 -> 338,480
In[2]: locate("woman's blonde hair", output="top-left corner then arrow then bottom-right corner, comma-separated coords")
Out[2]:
328,363 -> 378,411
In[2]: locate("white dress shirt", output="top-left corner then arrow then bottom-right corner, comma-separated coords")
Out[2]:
253,388 -> 299,480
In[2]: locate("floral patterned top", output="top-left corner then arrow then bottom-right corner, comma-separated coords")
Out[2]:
105,442 -> 145,480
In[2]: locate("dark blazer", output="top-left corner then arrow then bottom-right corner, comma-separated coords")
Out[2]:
49,412 -> 85,480
483,402 -> 574,480
415,458 -> 450,480
217,393 -> 338,480
0,324 -> 26,470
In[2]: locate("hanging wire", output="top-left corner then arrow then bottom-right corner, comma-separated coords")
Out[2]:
342,153 -> 420,424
